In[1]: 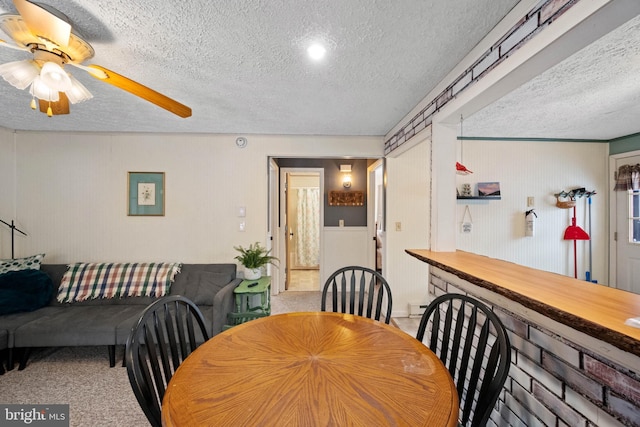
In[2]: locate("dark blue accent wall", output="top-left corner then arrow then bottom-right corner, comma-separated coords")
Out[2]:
275,158 -> 373,227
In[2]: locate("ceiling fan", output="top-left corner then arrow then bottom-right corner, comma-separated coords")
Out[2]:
0,0 -> 191,117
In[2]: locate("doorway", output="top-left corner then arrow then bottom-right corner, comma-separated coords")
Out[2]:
281,169 -> 323,292
611,152 -> 640,294
368,159 -> 385,275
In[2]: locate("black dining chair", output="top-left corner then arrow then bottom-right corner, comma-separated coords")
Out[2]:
416,293 -> 511,427
321,266 -> 393,324
125,295 -> 209,427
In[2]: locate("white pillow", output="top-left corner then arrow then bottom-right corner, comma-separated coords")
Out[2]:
0,254 -> 45,275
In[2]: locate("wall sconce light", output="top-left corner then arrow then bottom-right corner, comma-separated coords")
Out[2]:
340,164 -> 352,188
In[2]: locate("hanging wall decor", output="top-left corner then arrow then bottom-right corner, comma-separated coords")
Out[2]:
328,191 -> 364,206
128,172 -> 165,216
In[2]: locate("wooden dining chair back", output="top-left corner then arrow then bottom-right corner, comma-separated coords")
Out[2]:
416,293 -> 511,427
321,266 -> 393,324
125,295 -> 209,427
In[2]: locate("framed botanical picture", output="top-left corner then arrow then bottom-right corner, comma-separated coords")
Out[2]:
128,172 -> 165,216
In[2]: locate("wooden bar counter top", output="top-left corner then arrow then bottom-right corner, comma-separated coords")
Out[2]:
406,249 -> 640,357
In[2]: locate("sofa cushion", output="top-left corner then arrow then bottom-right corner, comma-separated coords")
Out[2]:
13,306 -> 147,347
170,270 -> 233,305
0,307 -> 61,347
0,269 -> 53,315
0,254 -> 45,275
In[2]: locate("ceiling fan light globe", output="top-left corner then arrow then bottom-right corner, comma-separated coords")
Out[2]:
30,76 -> 59,102
65,73 -> 92,104
0,59 -> 39,89
40,61 -> 71,92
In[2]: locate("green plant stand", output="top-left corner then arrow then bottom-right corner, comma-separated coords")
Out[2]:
225,276 -> 271,329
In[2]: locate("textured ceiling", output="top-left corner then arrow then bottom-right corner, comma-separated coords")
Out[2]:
0,1 -> 637,141
0,0 -> 521,135
464,12 -> 640,141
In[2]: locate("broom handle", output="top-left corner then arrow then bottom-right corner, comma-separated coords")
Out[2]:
588,196 -> 592,277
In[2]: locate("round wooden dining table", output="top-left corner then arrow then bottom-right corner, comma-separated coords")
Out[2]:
162,312 -> 458,427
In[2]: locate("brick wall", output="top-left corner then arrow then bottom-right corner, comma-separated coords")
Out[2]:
384,0 -> 579,156
428,268 -> 640,427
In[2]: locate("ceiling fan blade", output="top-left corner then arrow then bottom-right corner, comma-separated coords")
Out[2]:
87,64 -> 192,118
13,0 -> 71,48
67,62 -> 106,79
39,91 -> 70,115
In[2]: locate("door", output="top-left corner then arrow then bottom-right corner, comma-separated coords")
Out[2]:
284,174 -> 291,291
268,158 -> 280,294
614,154 -> 640,293
280,168 -> 323,293
368,159 -> 385,273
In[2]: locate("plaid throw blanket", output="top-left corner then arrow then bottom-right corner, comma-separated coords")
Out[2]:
57,262 -> 181,303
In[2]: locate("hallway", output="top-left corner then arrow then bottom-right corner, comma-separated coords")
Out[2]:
288,269 -> 320,291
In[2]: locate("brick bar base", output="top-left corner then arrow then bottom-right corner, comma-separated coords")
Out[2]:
428,267 -> 640,427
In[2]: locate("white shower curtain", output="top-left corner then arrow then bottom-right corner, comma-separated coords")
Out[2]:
296,187 -> 320,267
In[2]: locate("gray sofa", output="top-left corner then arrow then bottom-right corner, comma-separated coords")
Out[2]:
0,329 -> 7,374
0,263 -> 241,370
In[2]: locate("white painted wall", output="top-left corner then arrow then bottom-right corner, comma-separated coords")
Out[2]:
322,227 -> 369,284
455,139 -> 609,281
3,132 -> 382,266
0,129 -> 613,315
0,128 -> 16,258
3,129 -> 441,316
382,0 -> 618,293
385,133 -> 431,316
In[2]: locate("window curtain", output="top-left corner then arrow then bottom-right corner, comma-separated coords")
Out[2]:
614,164 -> 640,191
296,187 -> 320,267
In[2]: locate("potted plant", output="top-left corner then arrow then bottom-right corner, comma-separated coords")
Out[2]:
233,242 -> 278,280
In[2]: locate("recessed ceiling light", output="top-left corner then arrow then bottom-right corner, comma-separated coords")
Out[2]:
307,43 -> 326,60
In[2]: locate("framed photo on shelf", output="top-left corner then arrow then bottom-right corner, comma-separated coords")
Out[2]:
128,172 -> 165,216
477,182 -> 501,198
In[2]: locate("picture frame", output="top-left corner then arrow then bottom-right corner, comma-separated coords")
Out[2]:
128,172 -> 165,216
477,182 -> 501,198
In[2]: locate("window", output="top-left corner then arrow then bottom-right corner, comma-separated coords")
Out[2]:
629,190 -> 640,243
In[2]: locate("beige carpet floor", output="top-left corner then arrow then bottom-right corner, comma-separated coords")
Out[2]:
0,346 -> 148,427
0,291 -> 419,426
